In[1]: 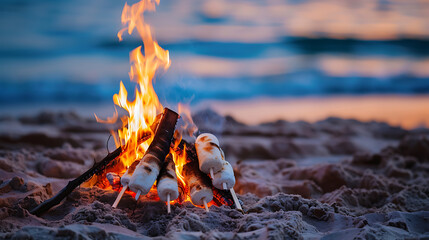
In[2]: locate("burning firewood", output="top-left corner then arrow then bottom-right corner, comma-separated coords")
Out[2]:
30,108 -> 177,216
156,153 -> 179,213
195,133 -> 243,211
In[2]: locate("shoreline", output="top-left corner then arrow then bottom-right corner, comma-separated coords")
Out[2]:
199,95 -> 429,129
1,94 -> 428,130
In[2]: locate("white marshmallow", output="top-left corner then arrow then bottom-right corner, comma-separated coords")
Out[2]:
157,157 -> 179,202
190,189 -> 213,206
195,133 -> 224,174
120,174 -> 131,186
129,154 -> 161,195
157,178 -> 179,202
120,160 -> 140,186
212,161 -> 235,190
190,185 -> 213,206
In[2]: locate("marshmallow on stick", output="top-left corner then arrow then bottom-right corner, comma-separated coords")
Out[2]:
121,159 -> 141,186
182,159 -> 213,211
157,154 -> 179,213
212,161 -> 235,190
129,154 -> 162,199
195,133 -> 224,178
212,160 -> 243,211
112,159 -> 141,208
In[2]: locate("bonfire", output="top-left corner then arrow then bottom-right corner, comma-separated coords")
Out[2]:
31,0 -> 241,216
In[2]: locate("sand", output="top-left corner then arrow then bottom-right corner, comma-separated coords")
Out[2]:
0,110 -> 428,239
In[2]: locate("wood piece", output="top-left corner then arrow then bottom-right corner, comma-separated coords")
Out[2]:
229,188 -> 243,212
210,168 -> 214,179
212,187 -> 234,206
112,185 -> 128,208
135,190 -> 142,200
203,198 -> 209,212
30,145 -> 124,216
167,193 -> 171,213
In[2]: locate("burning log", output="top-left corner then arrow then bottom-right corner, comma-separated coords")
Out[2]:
182,145 -> 213,212
212,188 -> 234,206
195,133 -> 243,212
30,108 -> 177,216
156,154 -> 179,213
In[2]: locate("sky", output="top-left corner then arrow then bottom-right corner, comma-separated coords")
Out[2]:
1,0 -> 428,127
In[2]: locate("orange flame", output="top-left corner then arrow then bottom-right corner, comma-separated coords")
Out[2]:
97,0 -> 170,170
178,103 -> 198,138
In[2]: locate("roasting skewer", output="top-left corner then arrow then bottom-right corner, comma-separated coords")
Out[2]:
213,161 -> 242,211
195,133 -> 225,179
213,161 -> 243,211
156,154 -> 179,213
182,150 -> 213,212
112,159 -> 141,208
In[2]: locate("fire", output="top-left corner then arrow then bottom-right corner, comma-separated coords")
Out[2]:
93,0 -> 230,210
97,0 -> 170,172
94,0 -> 203,207
170,148 -> 191,204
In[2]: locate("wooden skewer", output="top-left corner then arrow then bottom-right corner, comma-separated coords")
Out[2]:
135,190 -> 141,200
167,193 -> 171,214
209,168 -> 214,179
229,187 -> 243,211
222,182 -> 243,211
203,198 -> 209,212
112,184 -> 128,208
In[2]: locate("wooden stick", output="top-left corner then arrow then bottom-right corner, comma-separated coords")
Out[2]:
229,187 -> 243,211
210,168 -> 214,179
203,198 -> 209,212
167,193 -> 171,214
112,184 -> 128,208
30,146 -> 123,216
222,182 -> 242,211
135,190 -> 141,200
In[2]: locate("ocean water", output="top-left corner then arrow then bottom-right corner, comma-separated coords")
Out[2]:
1,0 -> 429,107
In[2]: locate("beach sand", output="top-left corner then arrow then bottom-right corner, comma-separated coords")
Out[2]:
0,109 -> 428,239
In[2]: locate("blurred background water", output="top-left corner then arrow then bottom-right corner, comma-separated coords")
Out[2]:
1,0 -> 429,128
